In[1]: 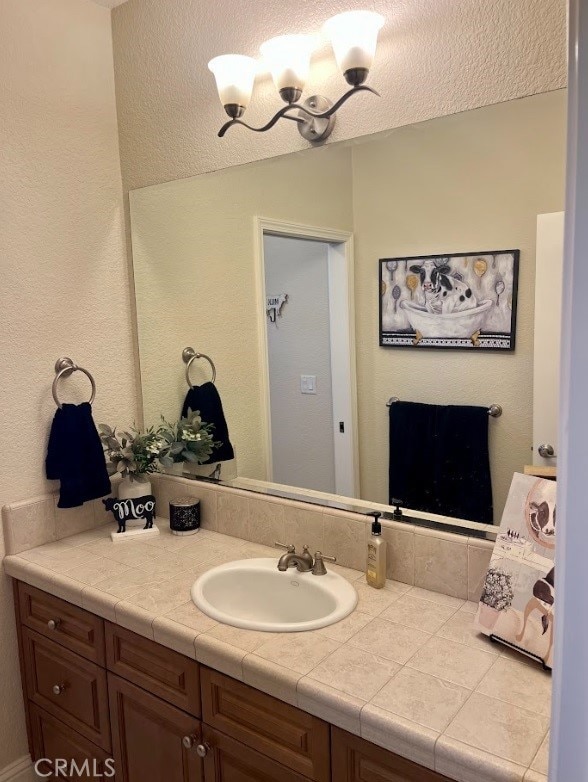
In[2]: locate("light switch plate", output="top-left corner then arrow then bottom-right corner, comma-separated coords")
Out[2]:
300,375 -> 317,394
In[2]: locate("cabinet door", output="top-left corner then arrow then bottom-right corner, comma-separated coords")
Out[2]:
201,726 -> 311,782
108,673 -> 203,782
331,727 -> 453,782
23,628 -> 111,751
30,705 -> 114,780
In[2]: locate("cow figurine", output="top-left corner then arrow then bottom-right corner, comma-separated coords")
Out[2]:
102,495 -> 157,533
409,259 -> 478,315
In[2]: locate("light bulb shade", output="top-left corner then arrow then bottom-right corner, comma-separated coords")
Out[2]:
208,55 -> 257,117
260,34 -> 316,102
323,11 -> 384,84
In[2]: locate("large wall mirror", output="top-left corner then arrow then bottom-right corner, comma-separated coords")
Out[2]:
130,89 -> 566,533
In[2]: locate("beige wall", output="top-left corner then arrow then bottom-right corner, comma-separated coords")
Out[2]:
0,0 -> 136,770
352,91 -> 567,517
130,145 -> 354,481
111,0 -> 566,191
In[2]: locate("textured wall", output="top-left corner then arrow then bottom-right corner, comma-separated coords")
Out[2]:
0,0 -> 136,770
112,0 -> 567,192
265,236 -> 336,493
352,90 -> 567,517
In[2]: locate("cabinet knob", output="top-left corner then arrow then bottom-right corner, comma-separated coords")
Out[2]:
47,618 -> 61,630
182,734 -> 198,750
196,742 -> 211,758
52,684 -> 65,696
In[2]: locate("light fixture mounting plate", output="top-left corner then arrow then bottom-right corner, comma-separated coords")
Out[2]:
297,96 -> 336,143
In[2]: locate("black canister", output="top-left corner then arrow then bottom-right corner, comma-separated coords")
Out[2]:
169,497 -> 201,536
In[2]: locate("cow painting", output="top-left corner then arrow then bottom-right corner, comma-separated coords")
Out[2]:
103,495 -> 157,533
379,251 -> 519,350
409,259 -> 478,315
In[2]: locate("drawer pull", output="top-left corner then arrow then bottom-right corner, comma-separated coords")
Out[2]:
196,743 -> 211,758
52,684 -> 66,696
47,619 -> 61,630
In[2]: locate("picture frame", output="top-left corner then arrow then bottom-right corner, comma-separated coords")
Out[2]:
379,250 -> 520,350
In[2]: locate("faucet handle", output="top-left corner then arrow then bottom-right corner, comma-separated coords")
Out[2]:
312,551 -> 337,576
275,542 -> 295,553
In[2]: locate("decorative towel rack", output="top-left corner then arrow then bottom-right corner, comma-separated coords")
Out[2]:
52,357 -> 96,408
182,347 -> 217,387
386,396 -> 502,418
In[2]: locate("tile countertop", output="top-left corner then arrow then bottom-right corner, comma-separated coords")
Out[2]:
3,524 -> 551,782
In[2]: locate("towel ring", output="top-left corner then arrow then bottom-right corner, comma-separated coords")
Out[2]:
52,357 -> 96,408
182,347 -> 216,387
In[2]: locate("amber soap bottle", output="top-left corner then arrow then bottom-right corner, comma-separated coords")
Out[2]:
366,511 -> 386,588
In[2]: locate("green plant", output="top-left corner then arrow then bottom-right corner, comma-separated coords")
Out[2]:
157,411 -> 219,468
99,425 -> 162,482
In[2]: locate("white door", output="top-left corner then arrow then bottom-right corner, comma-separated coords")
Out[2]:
533,212 -> 564,466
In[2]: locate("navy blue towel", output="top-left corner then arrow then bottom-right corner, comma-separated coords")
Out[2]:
389,401 -> 493,523
181,382 -> 235,463
46,402 -> 111,508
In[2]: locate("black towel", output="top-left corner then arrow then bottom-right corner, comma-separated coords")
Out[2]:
46,402 -> 111,508
181,382 -> 235,463
389,401 -> 493,523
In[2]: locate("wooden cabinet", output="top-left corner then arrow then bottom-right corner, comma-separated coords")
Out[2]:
106,622 -> 200,716
109,673 -> 203,782
201,666 -> 329,782
22,627 -> 110,751
14,580 -> 457,782
29,705 -> 113,780
18,582 -> 105,665
332,727 -> 453,782
201,726 -> 312,782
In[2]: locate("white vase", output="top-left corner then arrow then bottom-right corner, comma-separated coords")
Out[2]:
117,476 -> 152,499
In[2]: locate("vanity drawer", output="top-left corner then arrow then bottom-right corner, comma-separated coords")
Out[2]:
18,582 -> 105,665
30,705 -> 113,778
201,666 -> 330,782
23,628 -> 111,751
105,622 -> 200,717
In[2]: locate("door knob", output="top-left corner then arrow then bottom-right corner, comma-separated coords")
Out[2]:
47,619 -> 61,630
52,684 -> 65,696
538,443 -> 556,459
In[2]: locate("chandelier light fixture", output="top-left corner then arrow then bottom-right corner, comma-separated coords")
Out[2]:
208,10 -> 385,142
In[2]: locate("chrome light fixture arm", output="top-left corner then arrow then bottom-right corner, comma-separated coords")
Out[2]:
218,84 -> 380,142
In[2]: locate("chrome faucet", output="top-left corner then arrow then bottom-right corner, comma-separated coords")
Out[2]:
275,543 -> 336,575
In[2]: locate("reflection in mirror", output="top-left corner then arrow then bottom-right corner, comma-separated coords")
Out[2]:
131,90 -> 566,531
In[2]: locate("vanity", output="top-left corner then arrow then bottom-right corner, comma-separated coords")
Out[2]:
3,478 -> 551,782
14,580 -> 450,782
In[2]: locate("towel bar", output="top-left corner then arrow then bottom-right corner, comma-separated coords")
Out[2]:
386,397 -> 502,417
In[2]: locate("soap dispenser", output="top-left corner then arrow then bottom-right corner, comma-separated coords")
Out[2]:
366,511 -> 387,588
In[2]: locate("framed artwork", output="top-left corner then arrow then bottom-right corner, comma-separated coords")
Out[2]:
379,250 -> 520,350
473,473 -> 555,669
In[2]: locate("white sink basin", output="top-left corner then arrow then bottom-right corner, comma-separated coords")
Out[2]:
191,558 -> 358,632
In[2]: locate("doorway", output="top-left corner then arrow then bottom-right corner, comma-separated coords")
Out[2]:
255,219 -> 358,497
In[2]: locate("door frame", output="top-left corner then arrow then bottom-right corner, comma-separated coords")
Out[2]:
253,217 -> 359,497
